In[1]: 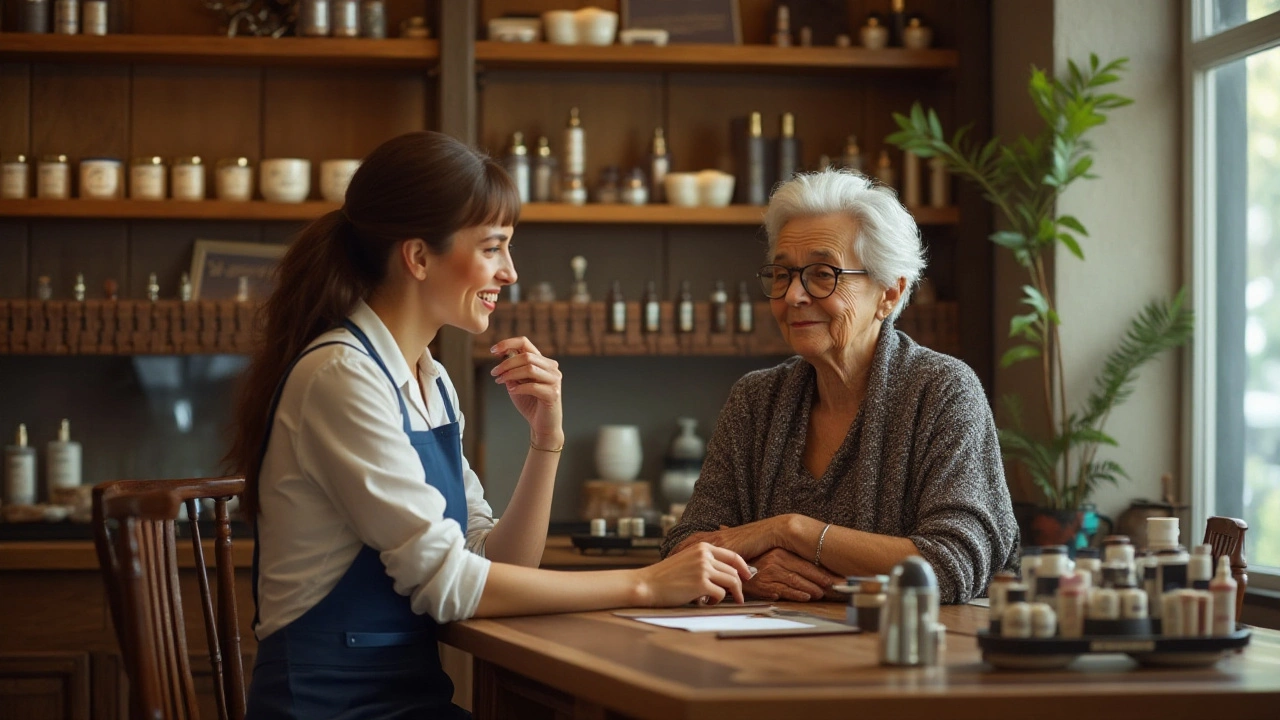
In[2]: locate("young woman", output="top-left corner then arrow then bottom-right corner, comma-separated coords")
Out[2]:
228,132 -> 749,719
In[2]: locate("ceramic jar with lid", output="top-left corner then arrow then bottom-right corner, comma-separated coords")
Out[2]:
216,157 -> 254,201
37,154 -> 71,199
1,154 -> 30,199
79,158 -> 123,199
171,157 -> 206,200
130,156 -> 166,200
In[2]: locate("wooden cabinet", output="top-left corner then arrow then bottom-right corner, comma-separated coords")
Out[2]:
0,653 -> 91,720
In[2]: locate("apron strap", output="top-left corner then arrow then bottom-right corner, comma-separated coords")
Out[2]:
435,377 -> 456,424
341,319 -> 414,434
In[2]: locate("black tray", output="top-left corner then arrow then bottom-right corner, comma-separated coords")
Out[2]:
977,626 -> 1252,670
570,533 -> 663,553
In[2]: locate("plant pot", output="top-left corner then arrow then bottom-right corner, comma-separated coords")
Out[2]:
1022,507 -> 1083,548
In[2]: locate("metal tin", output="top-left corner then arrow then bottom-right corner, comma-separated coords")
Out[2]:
79,157 -> 123,199
360,0 -> 386,39
54,0 -> 78,34
1,154 -> 30,199
216,157 -> 254,201
331,0 -> 359,38
82,1 -> 108,35
299,0 -> 330,37
24,0 -> 50,33
171,156 -> 205,201
37,154 -> 71,199
130,156 -> 166,200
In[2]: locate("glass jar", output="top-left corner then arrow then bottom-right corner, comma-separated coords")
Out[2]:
216,157 -> 254,201
299,0 -> 330,37
1,154 -> 30,199
23,0 -> 50,33
130,156 -> 166,200
79,157 -> 123,199
54,0 -> 77,34
331,0 -> 359,38
360,0 -> 386,38
171,156 -> 206,201
37,154 -> 71,199
82,0 -> 108,35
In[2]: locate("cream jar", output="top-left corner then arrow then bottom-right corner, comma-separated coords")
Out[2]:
1,154 -> 30,199
130,156 -> 166,200
37,154 -> 71,199
171,156 -> 206,201
260,158 -> 311,203
319,159 -> 360,202
79,157 -> 123,198
216,157 -> 254,201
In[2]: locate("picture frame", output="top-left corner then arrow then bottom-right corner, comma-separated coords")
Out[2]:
189,240 -> 288,301
621,0 -> 742,45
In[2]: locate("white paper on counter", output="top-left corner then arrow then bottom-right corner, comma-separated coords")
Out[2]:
632,614 -> 814,633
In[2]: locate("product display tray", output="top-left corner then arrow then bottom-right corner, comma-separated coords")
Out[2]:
977,626 -> 1252,670
570,533 -> 664,553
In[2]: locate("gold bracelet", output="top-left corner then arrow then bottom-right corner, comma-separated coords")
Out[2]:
529,433 -> 564,453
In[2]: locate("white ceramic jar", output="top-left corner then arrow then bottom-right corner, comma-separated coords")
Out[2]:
697,170 -> 735,207
130,156 -> 167,200
171,156 -> 206,200
1,154 -> 29,199
574,7 -> 618,46
543,10 -> 577,44
595,425 -> 642,481
79,158 -> 123,199
216,157 -> 254,201
320,159 -> 360,202
260,158 -> 311,203
37,154 -> 71,199
663,172 -> 698,207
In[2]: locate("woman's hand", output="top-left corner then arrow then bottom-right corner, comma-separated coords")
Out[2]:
634,542 -> 751,607
490,337 -> 563,447
670,517 -> 789,561
744,548 -> 844,602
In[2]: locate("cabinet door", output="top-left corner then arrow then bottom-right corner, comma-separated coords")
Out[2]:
0,652 -> 90,720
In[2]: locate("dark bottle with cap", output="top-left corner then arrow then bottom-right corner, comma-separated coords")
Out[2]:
777,112 -> 801,183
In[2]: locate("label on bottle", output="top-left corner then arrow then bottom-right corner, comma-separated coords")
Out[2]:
737,302 -> 754,333
651,157 -> 669,202
644,301 -> 660,333
1,163 -> 28,199
80,161 -> 121,199
5,450 -> 36,506
47,443 -> 81,490
610,302 -> 626,333
216,166 -> 253,201
172,165 -> 206,200
678,302 -> 693,333
37,163 -> 70,199
131,165 -> 166,200
565,129 -> 585,176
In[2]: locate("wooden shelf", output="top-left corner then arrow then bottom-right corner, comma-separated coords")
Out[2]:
475,41 -> 958,73
0,32 -> 438,68
1,299 -> 254,355
0,199 -> 959,226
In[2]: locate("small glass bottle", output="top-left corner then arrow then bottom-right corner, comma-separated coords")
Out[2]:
179,272 -> 193,302
130,156 -> 167,200
677,280 -> 694,334
73,272 -> 86,301
710,280 -> 728,333
147,272 -> 160,301
54,0 -> 78,34
24,0 -> 51,33
621,168 -> 648,206
642,280 -> 661,334
532,136 -> 557,202
649,127 -> 669,203
564,106 -> 585,177
607,280 -> 626,334
504,131 -> 530,203
46,419 -> 82,501
873,149 -> 896,189
4,424 -> 37,507
841,134 -> 863,173
1,154 -> 30,199
37,154 -> 71,199
735,280 -> 754,334
360,0 -> 387,38
331,0 -> 359,38
561,173 -> 587,205
36,275 -> 52,301
171,156 -> 206,201
595,165 -> 620,204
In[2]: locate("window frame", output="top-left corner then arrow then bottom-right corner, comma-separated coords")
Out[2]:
1186,0 -> 1280,591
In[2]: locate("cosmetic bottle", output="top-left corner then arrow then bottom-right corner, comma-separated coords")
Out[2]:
1189,543 -> 1213,590
902,149 -> 921,206
532,136 -> 558,202
504,131 -> 530,203
73,272 -> 86,301
710,280 -> 728,333
4,424 -> 37,507
147,273 -> 160,302
649,128 -> 670,203
564,106 -> 585,178
677,280 -> 694,333
1209,555 -> 1237,635
570,256 -> 590,304
643,280 -> 661,334
773,4 -> 791,47
841,134 -> 863,174
607,280 -> 626,334
46,418 -> 82,503
889,0 -> 907,46
734,111 -> 768,205
777,112 -> 801,183
735,281 -> 754,334
873,149 -> 896,189
180,272 -> 193,302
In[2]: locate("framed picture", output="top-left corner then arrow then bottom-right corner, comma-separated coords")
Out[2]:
622,0 -> 742,45
189,240 -> 288,301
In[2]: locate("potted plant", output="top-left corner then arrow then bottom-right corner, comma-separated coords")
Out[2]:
887,55 -> 1194,547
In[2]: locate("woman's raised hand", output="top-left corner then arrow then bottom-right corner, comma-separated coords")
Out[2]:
490,337 -> 563,446
634,542 -> 751,607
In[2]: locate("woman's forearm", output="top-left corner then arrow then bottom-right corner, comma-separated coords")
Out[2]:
781,514 -> 920,577
480,440 -> 563,566
474,562 -> 643,617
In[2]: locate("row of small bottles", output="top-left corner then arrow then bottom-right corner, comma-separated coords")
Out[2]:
3,421 -> 82,509
502,108 -> 950,208
31,272 -> 196,302
989,517 -> 1238,639
599,280 -> 755,335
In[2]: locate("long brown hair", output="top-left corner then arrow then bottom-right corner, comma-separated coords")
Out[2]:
226,131 -> 520,517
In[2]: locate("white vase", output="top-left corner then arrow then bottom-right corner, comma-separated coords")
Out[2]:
661,468 -> 699,507
595,425 -> 642,481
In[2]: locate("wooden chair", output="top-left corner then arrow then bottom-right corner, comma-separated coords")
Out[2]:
92,477 -> 247,720
1203,515 -> 1249,620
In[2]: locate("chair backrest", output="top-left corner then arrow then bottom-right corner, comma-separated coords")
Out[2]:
92,477 -> 247,720
1203,515 -> 1248,620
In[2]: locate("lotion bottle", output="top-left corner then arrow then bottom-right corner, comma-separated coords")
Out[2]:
4,423 -> 37,506
1209,555 -> 1237,635
46,418 -> 82,502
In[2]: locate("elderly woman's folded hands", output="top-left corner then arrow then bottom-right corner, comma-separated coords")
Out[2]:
672,516 -> 845,601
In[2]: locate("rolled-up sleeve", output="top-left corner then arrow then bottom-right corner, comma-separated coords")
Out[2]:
295,355 -> 491,623
907,371 -> 1019,603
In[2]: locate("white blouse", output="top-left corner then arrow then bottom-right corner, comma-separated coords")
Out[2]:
253,301 -> 493,639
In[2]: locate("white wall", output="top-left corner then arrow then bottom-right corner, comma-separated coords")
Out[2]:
993,0 -> 1183,519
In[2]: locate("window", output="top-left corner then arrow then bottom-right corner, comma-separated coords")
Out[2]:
1190,0 -> 1280,589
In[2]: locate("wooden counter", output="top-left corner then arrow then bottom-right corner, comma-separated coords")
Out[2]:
439,602 -> 1280,720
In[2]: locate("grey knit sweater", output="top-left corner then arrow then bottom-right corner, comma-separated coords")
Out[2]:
661,324 -> 1019,603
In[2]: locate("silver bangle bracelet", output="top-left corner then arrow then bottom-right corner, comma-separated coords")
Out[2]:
813,522 -> 832,566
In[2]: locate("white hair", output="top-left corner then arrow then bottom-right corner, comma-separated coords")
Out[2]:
763,169 -> 926,323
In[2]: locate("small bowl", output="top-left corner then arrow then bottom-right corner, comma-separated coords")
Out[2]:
260,158 -> 311,203
697,170 -> 735,207
575,7 -> 618,46
319,159 -> 361,203
543,10 -> 578,45
664,172 -> 699,207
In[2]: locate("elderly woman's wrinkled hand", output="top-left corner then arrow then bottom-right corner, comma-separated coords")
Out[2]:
670,517 -> 787,560
744,548 -> 845,602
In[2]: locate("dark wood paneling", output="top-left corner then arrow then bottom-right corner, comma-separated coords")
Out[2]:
30,64 -> 130,170
126,221 -> 264,299
664,225 -> 768,301
0,221 -> 29,297
0,652 -> 91,720
130,65 -> 262,165
0,62 -> 30,152
506,224 -> 665,303
28,222 -> 129,301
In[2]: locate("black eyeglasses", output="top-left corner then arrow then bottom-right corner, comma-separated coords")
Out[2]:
756,263 -> 869,299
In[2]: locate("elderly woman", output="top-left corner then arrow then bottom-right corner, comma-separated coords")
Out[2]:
661,169 -> 1018,604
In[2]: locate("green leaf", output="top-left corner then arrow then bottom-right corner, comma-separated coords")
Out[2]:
1058,215 -> 1089,237
1009,311 -> 1040,338
1058,232 -> 1085,260
1022,285 -> 1050,315
1001,344 -> 1041,368
991,231 -> 1026,250
927,109 -> 944,141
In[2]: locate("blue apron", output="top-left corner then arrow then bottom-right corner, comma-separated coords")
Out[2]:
245,319 -> 471,720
